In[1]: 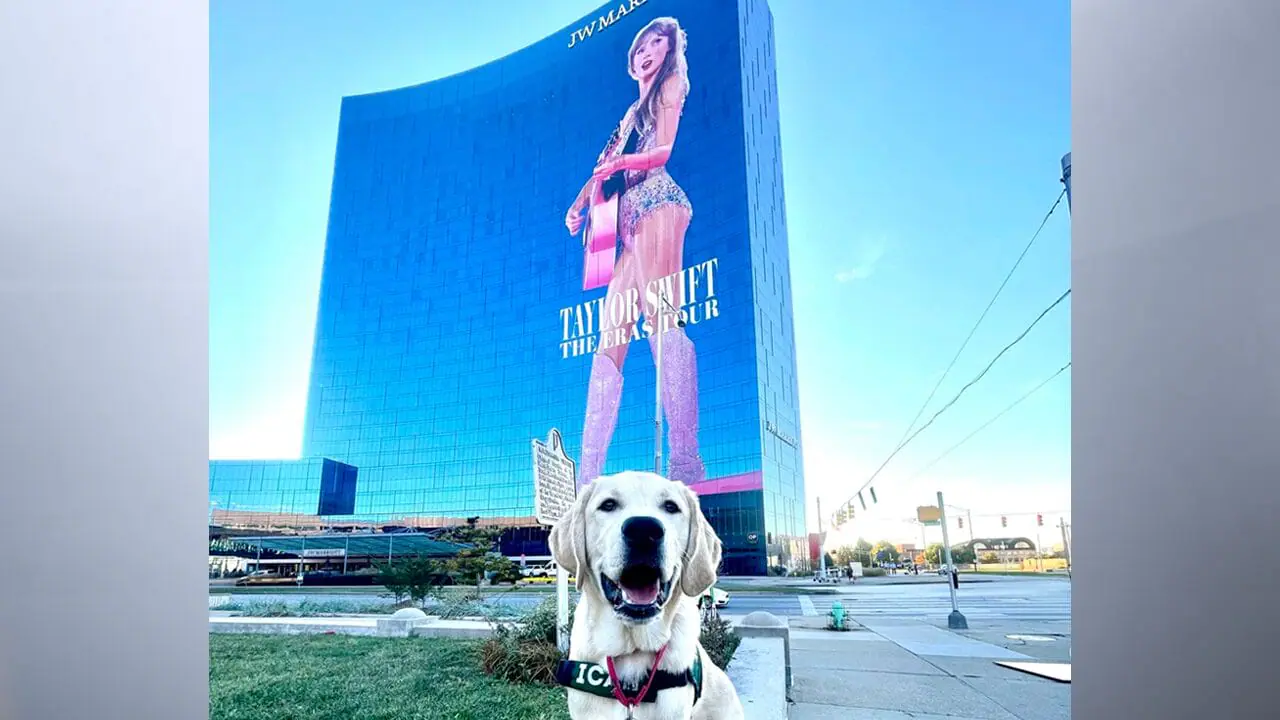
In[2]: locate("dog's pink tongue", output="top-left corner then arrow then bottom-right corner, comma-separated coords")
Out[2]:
622,583 -> 660,605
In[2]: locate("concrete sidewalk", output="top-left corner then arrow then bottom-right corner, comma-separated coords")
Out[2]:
788,617 -> 1070,720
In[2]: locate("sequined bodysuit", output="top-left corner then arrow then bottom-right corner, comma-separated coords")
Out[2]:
617,106 -> 692,250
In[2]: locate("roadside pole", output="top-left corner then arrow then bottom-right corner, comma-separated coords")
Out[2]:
1060,518 -> 1073,579
816,497 -> 827,578
937,491 -> 968,630
555,565 -> 570,652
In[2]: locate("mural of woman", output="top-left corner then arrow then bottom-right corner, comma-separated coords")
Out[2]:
564,16 -> 703,489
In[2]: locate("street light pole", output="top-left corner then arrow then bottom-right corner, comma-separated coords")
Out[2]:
920,522 -> 927,566
945,502 -> 979,571
653,290 -> 684,476
937,491 -> 968,630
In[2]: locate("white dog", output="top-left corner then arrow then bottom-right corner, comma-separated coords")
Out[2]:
549,471 -> 745,720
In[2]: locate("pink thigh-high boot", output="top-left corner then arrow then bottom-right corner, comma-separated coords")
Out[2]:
650,327 -> 706,485
577,352 -> 623,488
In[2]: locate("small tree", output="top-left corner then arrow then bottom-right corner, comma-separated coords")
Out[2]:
854,538 -> 874,564
925,543 -> 944,566
833,545 -> 858,567
379,556 -> 446,608
872,541 -> 900,565
928,544 -> 976,566
435,523 -> 516,595
980,552 -> 1000,564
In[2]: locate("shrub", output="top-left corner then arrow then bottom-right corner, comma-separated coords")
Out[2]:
431,594 -> 520,620
698,609 -> 740,669
862,567 -> 886,577
491,563 -> 525,584
378,557 -> 448,607
221,599 -> 395,617
481,599 -> 573,685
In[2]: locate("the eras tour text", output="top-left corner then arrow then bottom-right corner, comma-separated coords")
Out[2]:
559,258 -> 721,360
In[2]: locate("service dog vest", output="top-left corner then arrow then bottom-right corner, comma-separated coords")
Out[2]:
555,651 -> 703,707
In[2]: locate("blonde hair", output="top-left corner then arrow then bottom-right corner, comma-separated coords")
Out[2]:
626,17 -> 690,131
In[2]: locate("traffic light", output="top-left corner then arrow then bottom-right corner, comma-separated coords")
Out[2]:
957,516 -> 964,529
1001,516 -> 1007,528
1037,513 -> 1044,527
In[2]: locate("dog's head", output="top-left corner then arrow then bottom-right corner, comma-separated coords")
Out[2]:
549,471 -> 721,624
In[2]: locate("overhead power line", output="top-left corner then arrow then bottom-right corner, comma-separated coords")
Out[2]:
909,362 -> 1071,479
834,288 -> 1072,516
891,189 -> 1067,451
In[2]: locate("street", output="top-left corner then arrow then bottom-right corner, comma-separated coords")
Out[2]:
213,575 -> 1071,623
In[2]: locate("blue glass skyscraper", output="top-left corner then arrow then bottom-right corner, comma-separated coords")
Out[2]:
211,0 -> 805,575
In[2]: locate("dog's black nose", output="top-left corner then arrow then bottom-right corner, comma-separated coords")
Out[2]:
622,516 -> 665,552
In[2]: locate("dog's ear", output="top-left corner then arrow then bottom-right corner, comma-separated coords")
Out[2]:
680,485 -> 722,597
549,482 -> 595,590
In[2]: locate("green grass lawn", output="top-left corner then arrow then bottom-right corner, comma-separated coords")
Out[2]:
210,635 -> 569,720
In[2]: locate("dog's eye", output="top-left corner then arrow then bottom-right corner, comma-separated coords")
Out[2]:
598,499 -> 619,512
662,500 -> 681,514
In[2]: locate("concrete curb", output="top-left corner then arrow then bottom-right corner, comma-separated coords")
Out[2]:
209,615 -> 511,639
735,612 -> 792,689
209,617 -> 381,637
727,636 -> 788,720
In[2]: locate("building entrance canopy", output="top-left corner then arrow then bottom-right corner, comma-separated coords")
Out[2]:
227,532 -> 468,559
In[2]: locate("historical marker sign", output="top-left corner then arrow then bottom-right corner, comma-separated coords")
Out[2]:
533,429 -> 577,527
532,429 -> 577,655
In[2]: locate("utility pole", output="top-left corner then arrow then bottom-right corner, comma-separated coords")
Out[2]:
1059,518 -> 1072,578
920,523 -> 927,566
937,491 -> 968,630
816,497 -> 827,577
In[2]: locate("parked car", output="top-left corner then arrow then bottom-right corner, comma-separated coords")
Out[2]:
521,561 -> 558,578
698,586 -> 730,609
234,570 -> 294,586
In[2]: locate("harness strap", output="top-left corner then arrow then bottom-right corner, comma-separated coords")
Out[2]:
606,643 -> 668,711
555,652 -> 705,706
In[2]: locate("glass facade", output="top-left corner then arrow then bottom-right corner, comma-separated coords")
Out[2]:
208,458 -> 358,522
211,0 -> 806,575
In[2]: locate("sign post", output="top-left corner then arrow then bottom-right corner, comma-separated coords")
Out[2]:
532,429 -> 577,654
936,492 -> 968,630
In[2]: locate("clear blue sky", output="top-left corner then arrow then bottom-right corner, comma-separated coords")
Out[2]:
211,0 -> 1071,545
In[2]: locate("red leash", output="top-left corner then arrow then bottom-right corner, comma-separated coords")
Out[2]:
605,643 -> 669,714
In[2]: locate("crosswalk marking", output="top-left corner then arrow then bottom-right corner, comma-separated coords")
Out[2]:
798,596 -> 817,616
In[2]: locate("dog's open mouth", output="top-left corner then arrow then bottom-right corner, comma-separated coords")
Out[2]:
600,565 -> 673,621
